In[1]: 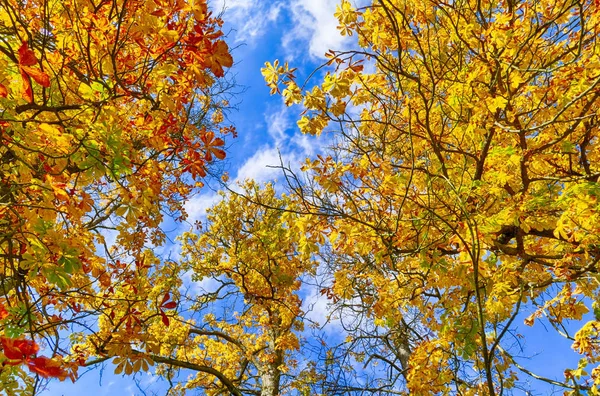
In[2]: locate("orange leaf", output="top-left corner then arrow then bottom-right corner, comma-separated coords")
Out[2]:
0,83 -> 7,98
27,356 -> 69,381
18,42 -> 38,66
349,64 -> 364,73
201,131 -> 215,144
20,69 -> 33,103
201,132 -> 226,161
21,66 -> 50,87
210,147 -> 226,160
0,303 -> 8,320
150,8 -> 166,16
201,132 -> 225,147
211,137 -> 225,147
205,147 -> 226,161
208,41 -> 233,78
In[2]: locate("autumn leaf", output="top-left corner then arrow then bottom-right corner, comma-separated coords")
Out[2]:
18,42 -> 38,66
191,1 -> 208,21
20,68 -> 33,103
20,66 -> 50,87
17,42 -> 50,102
261,61 -> 281,93
201,131 -> 226,161
0,83 -> 7,98
150,8 -> 167,17
160,292 -> 177,309
0,303 -> 8,320
160,310 -> 170,327
207,40 -> 233,77
1,337 -> 39,362
161,292 -> 171,306
27,357 -> 70,381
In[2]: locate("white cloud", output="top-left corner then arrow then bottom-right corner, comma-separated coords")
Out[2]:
283,0 -> 348,59
265,106 -> 290,146
180,269 -> 225,297
233,145 -> 288,184
302,288 -> 342,333
211,0 -> 352,59
194,275 -> 223,294
290,130 -> 322,156
184,192 -> 221,226
233,111 -> 325,186
210,0 -> 283,44
263,104 -> 320,153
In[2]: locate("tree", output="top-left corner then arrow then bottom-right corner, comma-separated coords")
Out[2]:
72,182 -> 316,396
0,0 -> 233,391
177,182 -> 315,395
262,0 -> 600,393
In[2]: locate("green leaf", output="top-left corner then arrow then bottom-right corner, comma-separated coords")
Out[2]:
58,255 -> 81,274
4,324 -> 25,338
43,266 -> 72,289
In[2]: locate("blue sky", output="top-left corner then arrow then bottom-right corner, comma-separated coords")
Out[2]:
181,0 -> 350,224
43,1 -> 589,394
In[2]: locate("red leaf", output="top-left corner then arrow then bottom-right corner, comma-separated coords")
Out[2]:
21,66 -> 50,87
0,83 -> 7,98
18,42 -> 38,66
160,310 -> 170,327
1,337 -> 39,361
27,356 -> 69,381
161,292 -> 170,305
161,301 -> 177,309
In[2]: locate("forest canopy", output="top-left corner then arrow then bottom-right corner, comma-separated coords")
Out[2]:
2,0 -> 600,395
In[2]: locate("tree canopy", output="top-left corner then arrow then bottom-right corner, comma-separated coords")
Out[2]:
4,0 -> 600,395
0,0 -> 232,392
261,0 -> 600,394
